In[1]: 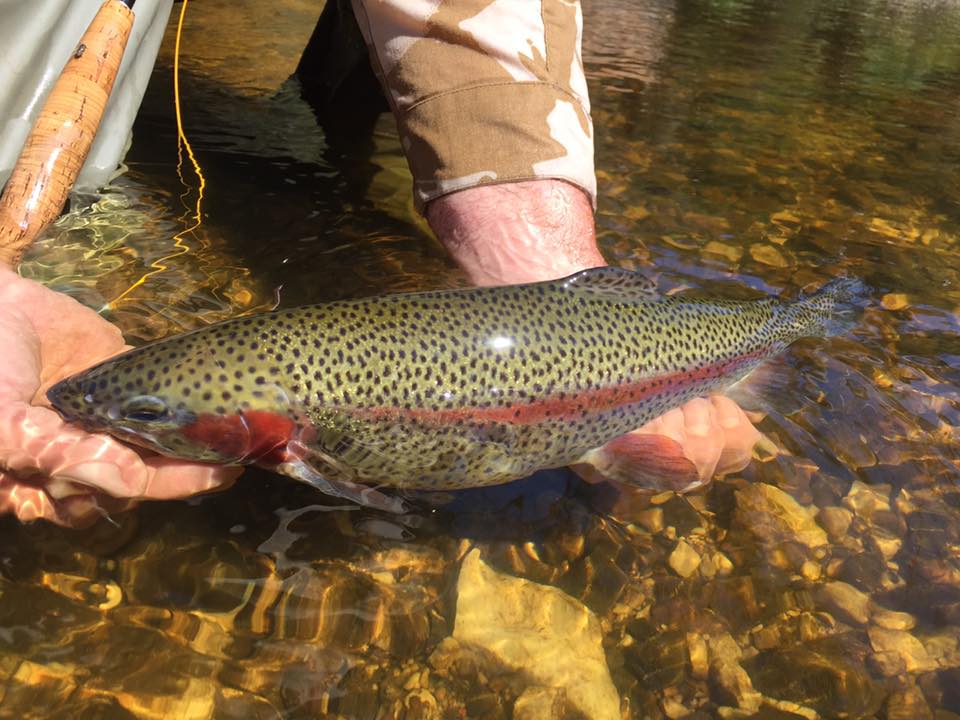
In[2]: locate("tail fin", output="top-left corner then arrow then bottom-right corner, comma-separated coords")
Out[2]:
788,277 -> 870,338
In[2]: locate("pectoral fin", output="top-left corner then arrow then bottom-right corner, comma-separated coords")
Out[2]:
573,432 -> 704,493
277,443 -> 408,514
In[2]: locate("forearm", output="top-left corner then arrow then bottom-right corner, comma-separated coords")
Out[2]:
349,0 -> 602,284
426,179 -> 604,287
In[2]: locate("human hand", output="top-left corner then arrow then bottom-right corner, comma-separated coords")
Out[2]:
0,267 -> 241,527
572,396 -> 762,493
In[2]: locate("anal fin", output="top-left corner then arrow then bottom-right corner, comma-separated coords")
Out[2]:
725,358 -> 802,417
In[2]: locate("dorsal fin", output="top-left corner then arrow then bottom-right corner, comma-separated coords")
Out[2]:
557,266 -> 659,303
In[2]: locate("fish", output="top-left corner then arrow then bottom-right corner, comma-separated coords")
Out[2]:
46,268 -> 865,512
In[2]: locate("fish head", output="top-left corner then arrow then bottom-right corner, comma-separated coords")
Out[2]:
45,335 -> 295,466
46,350 -> 220,461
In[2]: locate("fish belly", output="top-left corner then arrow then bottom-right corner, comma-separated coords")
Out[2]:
295,381 -> 722,491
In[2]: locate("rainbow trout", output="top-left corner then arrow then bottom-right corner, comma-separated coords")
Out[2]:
47,268 -> 863,511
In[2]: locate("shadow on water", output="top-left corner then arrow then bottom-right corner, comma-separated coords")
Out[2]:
120,66 -> 450,311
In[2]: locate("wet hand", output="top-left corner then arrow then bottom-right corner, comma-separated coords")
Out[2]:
572,396 -> 762,495
0,267 -> 241,527
631,395 -> 762,485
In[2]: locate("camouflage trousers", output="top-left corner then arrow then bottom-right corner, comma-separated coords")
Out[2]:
350,0 -> 596,212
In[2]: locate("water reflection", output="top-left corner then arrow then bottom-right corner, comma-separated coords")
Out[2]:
6,0 -> 960,717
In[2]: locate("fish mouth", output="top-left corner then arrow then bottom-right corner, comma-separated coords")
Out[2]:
51,407 -> 110,433
45,378 -> 111,432
45,378 -> 69,406
46,380 -> 87,423
107,426 -> 167,452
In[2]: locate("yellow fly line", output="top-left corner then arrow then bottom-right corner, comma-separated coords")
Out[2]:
106,0 -> 204,309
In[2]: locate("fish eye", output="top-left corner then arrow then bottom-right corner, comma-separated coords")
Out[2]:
121,395 -> 170,423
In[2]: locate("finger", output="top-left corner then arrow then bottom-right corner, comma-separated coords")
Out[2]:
712,396 -> 761,449
2,400 -> 239,505
633,401 -> 722,482
0,474 -> 57,522
45,492 -> 112,529
635,406 -> 686,444
712,395 -> 748,429
710,396 -> 762,476
33,425 -> 150,498
681,397 -> 714,438
677,399 -> 723,481
0,403 -> 150,497
1,471 -> 131,528
53,460 -> 142,498
55,487 -> 138,527
140,457 -> 243,500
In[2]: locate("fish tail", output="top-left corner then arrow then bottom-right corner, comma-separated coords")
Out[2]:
785,276 -> 869,338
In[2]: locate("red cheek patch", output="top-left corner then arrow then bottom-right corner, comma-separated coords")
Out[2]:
181,410 -> 297,465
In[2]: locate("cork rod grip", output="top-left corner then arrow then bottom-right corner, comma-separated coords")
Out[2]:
0,0 -> 135,267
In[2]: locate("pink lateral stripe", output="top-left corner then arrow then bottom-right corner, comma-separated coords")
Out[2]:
352,351 -> 762,427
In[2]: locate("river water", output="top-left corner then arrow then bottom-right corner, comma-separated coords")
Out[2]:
5,0 -> 960,717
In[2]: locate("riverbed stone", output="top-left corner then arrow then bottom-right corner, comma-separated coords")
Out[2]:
843,480 -> 892,521
918,627 -> 960,668
669,540 -> 702,578
817,506 -> 853,539
800,560 -> 821,581
885,681 -> 933,720
869,527 -> 903,561
512,686 -> 567,720
867,627 -> 937,673
734,484 -> 828,551
452,549 -> 620,720
837,550 -> 894,593
660,692 -> 691,719
815,581 -> 872,626
713,552 -> 734,577
869,649 -> 908,677
746,637 -> 882,718
624,626 -> 689,689
872,608 -> 916,631
688,632 -> 710,679
707,633 -> 762,713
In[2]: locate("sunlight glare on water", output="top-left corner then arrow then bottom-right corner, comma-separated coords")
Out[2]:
5,0 -> 960,717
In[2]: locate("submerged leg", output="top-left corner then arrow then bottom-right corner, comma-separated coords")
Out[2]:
277,458 -> 409,514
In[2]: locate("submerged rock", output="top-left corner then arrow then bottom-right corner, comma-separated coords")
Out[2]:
843,481 -> 892,522
867,627 -> 937,674
872,608 -> 916,632
836,549 -> 896,594
885,682 -> 933,720
734,484 -> 828,552
451,549 -> 621,720
746,637 -> 883,719
708,632 -> 762,713
512,686 -> 567,720
669,540 -> 702,578
624,626 -> 689,690
817,506 -> 854,540
816,581 -> 872,626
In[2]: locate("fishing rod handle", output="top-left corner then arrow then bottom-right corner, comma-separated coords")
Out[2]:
0,0 -> 135,268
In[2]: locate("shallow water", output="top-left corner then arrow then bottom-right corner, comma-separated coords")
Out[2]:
6,0 -> 960,717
